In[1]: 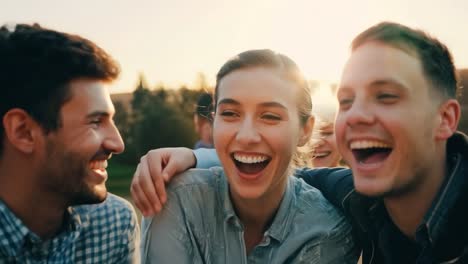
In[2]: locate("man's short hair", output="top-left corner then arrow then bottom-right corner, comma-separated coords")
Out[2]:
351,21 -> 458,100
0,23 -> 120,155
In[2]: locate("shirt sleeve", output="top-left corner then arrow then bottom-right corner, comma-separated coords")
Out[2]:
193,148 -> 221,168
316,216 -> 360,264
140,192 -> 192,264
295,167 -> 354,214
284,202 -> 360,264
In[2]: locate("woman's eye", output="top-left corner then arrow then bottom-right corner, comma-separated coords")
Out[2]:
338,98 -> 353,110
220,110 -> 238,117
262,114 -> 281,121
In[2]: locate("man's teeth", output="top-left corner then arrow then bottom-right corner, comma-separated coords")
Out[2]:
90,160 -> 108,170
350,140 -> 391,149
233,154 -> 269,164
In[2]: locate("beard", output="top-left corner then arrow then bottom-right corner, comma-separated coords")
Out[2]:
40,140 -> 108,206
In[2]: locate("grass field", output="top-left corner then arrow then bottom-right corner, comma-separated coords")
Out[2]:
106,161 -> 136,198
106,161 -> 143,220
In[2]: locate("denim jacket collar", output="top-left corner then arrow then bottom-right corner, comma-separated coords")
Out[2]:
220,173 -> 296,243
422,152 -> 463,244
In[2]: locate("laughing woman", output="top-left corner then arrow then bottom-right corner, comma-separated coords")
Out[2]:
140,49 -> 358,263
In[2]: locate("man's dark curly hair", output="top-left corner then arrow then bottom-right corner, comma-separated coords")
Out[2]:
0,23 -> 120,154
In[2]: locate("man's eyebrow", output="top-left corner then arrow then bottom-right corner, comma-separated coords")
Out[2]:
338,78 -> 408,94
86,111 -> 111,119
369,78 -> 408,90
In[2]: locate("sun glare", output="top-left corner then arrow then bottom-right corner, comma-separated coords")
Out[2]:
311,82 -> 338,121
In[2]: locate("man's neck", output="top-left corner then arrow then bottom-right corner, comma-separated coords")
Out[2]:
383,152 -> 447,239
0,157 -> 67,239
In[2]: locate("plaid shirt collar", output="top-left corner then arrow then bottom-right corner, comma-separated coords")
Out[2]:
0,199 -> 85,258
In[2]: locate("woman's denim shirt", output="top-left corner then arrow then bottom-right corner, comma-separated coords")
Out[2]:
141,167 -> 358,264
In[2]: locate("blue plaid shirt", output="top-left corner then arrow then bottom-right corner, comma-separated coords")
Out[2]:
0,193 -> 140,263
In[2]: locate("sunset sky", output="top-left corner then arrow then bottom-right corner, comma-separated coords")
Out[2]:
3,0 -> 468,104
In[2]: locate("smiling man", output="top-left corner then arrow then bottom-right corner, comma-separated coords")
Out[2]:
296,22 -> 467,263
0,24 -> 139,262
311,22 -> 466,263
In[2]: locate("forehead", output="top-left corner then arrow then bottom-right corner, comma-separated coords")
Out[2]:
217,67 -> 299,105
339,42 -> 429,94
61,79 -> 114,115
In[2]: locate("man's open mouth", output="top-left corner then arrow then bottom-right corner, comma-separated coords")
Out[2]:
232,153 -> 271,175
350,140 -> 392,164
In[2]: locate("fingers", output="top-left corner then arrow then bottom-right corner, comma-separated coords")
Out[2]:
130,164 -> 152,216
161,157 -> 179,184
147,151 -> 167,204
139,155 -> 164,214
130,157 -> 163,216
160,148 -> 193,182
130,147 -> 194,217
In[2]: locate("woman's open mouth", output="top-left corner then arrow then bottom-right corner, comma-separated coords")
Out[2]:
232,152 -> 271,175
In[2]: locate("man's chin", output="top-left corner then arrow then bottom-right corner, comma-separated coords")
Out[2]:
69,187 -> 108,205
354,179 -> 389,198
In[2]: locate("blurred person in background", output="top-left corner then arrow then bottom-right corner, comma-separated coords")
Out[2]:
193,92 -> 214,149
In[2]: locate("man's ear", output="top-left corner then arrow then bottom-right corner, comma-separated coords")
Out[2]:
435,99 -> 460,140
298,115 -> 315,147
3,109 -> 42,154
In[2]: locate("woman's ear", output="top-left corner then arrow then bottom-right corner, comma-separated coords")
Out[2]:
3,108 -> 40,154
298,115 -> 315,147
435,99 -> 460,140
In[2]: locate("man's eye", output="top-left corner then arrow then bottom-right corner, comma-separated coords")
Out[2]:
377,93 -> 399,103
378,93 -> 397,99
89,119 -> 102,127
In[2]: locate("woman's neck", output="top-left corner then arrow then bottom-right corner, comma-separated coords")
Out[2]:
229,177 -> 289,254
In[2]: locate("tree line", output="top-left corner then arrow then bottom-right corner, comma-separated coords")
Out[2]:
111,75 -> 212,165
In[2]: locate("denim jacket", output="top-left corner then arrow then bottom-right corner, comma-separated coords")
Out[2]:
140,167 -> 358,264
297,132 -> 468,264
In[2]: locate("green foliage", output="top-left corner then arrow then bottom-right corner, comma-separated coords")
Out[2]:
458,69 -> 468,134
112,75 -> 212,165
106,160 -> 135,197
132,88 -> 197,155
